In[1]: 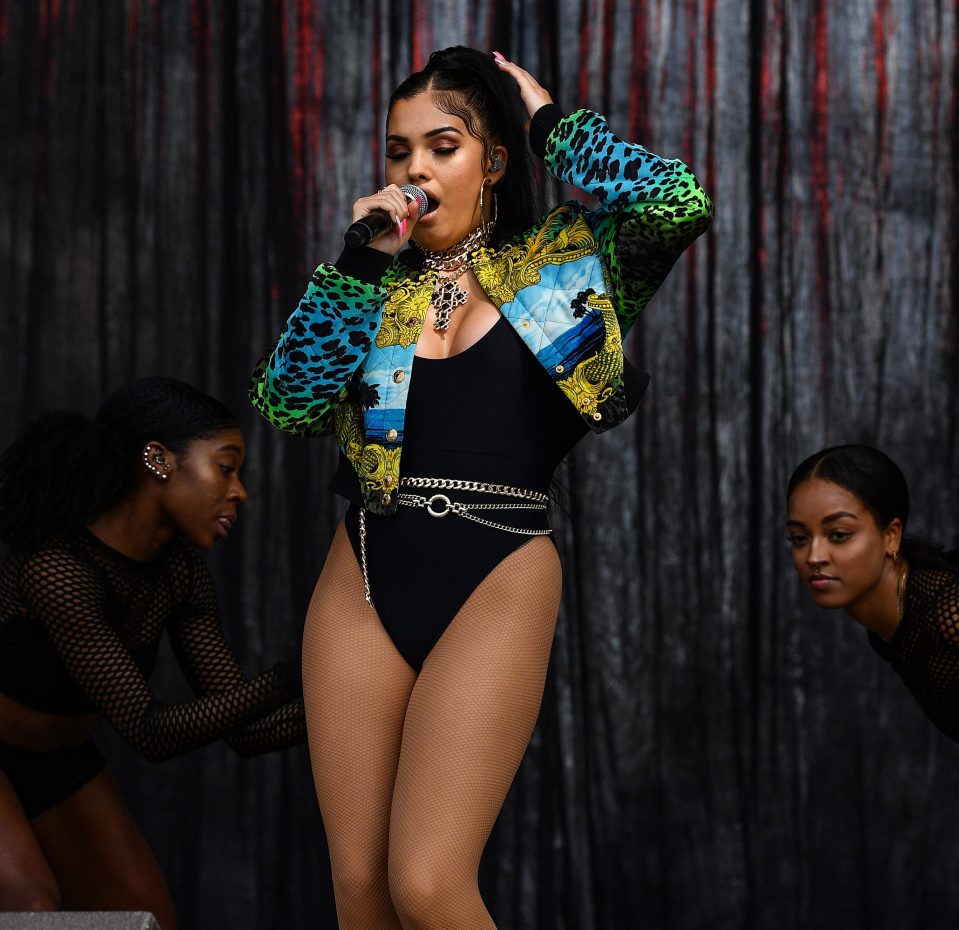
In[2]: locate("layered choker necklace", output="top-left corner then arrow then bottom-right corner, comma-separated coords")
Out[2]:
420,225 -> 489,332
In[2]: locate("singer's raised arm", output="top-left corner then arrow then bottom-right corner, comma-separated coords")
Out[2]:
249,246 -> 393,436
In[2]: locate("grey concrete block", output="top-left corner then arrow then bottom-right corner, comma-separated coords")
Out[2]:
0,915 -> 160,929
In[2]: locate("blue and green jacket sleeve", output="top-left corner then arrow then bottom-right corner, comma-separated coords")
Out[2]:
249,248 -> 392,436
533,105 -> 712,338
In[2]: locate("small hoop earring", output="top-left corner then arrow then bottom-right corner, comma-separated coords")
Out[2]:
479,178 -> 497,238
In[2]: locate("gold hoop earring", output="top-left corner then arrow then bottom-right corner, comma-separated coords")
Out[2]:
479,178 -> 497,239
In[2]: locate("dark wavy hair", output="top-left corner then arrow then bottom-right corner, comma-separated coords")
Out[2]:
389,46 -> 537,235
0,377 -> 237,547
787,444 -> 957,571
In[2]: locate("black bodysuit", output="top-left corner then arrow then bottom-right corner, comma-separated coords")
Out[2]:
331,315 -> 646,670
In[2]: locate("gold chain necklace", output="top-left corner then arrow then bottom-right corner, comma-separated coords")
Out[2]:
420,226 -> 488,332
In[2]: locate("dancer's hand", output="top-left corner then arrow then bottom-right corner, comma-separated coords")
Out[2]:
492,52 -> 554,119
350,185 -> 420,255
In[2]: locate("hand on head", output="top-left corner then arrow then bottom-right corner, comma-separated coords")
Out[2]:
491,51 -> 554,119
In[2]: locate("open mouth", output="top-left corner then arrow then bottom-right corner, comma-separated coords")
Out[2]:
422,195 -> 440,218
216,515 -> 237,538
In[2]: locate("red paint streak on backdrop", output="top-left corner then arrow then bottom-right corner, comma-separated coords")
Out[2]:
704,0 -> 717,264
873,0 -> 888,183
371,4 -> 382,183
810,0 -> 831,332
290,0 -> 313,219
682,0 -> 696,158
312,0 -> 324,205
411,0 -> 428,72
577,0 -> 591,106
760,0 -> 784,285
127,0 -> 138,49
629,0 -> 648,141
601,0 -> 615,109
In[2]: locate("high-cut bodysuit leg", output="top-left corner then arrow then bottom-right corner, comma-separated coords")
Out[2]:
331,316 -> 594,671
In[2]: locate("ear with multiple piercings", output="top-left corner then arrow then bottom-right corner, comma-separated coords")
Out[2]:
143,445 -> 171,481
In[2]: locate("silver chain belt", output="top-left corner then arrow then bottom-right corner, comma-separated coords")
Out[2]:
358,477 -> 551,607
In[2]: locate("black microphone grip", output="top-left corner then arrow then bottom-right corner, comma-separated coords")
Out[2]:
343,184 -> 428,248
344,210 -> 393,248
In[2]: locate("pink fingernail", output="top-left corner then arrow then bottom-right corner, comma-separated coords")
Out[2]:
493,51 -> 506,62
399,218 -> 408,237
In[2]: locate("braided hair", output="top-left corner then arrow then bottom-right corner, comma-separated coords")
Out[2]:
389,46 -> 537,235
787,444 -> 958,571
0,378 -> 237,547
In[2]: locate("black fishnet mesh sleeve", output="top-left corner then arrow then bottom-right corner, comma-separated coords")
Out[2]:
870,570 -> 959,742
167,553 -> 306,756
226,699 -> 307,756
19,548 -> 292,762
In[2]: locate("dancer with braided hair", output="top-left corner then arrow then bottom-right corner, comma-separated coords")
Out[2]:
253,47 -> 711,929
0,377 -> 305,929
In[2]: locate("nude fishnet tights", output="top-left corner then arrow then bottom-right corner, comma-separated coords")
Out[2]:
303,522 -> 561,930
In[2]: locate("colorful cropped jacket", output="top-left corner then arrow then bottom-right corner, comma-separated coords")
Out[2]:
250,106 -> 712,514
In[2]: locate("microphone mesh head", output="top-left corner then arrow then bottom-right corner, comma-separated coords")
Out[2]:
400,184 -> 429,219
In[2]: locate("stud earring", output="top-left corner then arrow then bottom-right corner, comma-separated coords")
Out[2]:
489,154 -> 504,172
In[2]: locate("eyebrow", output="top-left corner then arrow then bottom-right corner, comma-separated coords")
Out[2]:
386,126 -> 463,143
785,511 -> 860,528
217,444 -> 244,454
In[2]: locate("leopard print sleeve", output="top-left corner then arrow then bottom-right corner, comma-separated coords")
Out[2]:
250,263 -> 385,436
543,109 -> 713,337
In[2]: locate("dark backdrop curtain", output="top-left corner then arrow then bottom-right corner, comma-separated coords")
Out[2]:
1,2 -> 957,928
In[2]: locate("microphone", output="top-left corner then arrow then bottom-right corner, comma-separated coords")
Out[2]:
343,184 -> 428,248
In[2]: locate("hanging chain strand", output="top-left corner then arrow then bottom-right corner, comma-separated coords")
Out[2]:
358,478 -> 550,608
420,226 -> 488,332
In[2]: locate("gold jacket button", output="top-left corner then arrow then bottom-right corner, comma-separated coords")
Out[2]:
383,475 -> 394,487
592,411 -> 603,421
555,364 -> 565,373
392,369 -> 405,383
386,428 -> 398,443
522,320 -> 530,328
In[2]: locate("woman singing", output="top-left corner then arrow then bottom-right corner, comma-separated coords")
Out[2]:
787,444 -> 959,741
0,378 -> 305,928
252,47 -> 711,929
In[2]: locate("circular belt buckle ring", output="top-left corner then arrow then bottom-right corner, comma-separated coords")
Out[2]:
426,493 -> 452,517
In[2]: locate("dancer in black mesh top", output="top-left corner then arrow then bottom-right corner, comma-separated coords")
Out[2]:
787,444 -> 959,741
0,378 -> 305,929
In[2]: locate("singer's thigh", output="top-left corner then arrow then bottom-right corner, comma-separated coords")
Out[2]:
302,521 -> 415,927
387,537 -> 561,926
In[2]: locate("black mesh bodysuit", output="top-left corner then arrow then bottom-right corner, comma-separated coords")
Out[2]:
869,565 -> 959,741
0,528 -> 305,762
